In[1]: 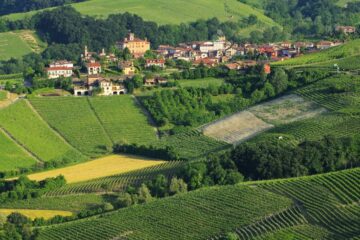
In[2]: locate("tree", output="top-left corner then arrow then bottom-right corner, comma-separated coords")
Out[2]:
116,193 -> 133,208
169,177 -> 188,195
102,203 -> 114,211
137,184 -> 153,203
0,213 -> 7,229
270,68 -> 288,94
148,174 -> 168,197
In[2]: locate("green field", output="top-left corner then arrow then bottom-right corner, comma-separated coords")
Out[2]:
176,78 -> 225,88
0,31 -> 45,60
0,100 -> 85,163
2,0 -> 277,26
0,90 -> 7,101
273,39 -> 360,68
30,97 -> 113,157
88,96 -> 157,145
36,168 -> 360,240
0,129 -> 37,172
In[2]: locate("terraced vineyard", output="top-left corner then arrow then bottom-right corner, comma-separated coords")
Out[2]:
0,100 -> 85,163
257,169 -> 360,239
88,96 -> 157,145
30,97 -> 113,157
45,161 -> 184,196
36,168 -> 360,240
37,185 -> 293,240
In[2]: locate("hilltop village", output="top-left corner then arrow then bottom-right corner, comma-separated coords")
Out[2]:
40,30 -> 353,96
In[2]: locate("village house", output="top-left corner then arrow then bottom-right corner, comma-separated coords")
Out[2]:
46,60 -> 73,79
336,26 -> 356,34
74,75 -> 126,96
146,59 -> 166,68
144,76 -> 168,87
99,48 -> 118,63
119,61 -> 136,76
86,60 -> 102,75
116,32 -> 150,58
81,46 -> 97,61
316,41 -> 335,50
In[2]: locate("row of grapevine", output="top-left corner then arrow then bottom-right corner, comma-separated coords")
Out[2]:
44,161 -> 185,196
37,186 -> 292,240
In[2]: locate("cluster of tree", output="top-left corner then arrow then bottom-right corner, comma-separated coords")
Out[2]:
0,176 -> 66,203
113,143 -> 180,160
0,0 -> 85,16
263,0 -> 360,38
0,212 -> 38,240
142,67 -> 331,128
170,65 -> 229,80
230,135 -> 360,180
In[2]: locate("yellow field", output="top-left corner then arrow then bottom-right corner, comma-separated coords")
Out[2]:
0,209 -> 72,220
25,154 -> 165,183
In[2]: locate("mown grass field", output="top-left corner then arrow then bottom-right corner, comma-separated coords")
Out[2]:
88,96 -> 157,145
0,129 -> 37,172
24,154 -> 166,183
0,100 -> 85,163
30,97 -> 113,157
36,168 -> 360,240
0,209 -> 72,220
0,31 -> 45,60
1,0 -> 278,26
176,78 -> 225,88
273,39 -> 360,68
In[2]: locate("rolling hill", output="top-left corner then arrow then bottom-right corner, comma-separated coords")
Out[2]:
1,0 -> 278,26
35,168 -> 360,240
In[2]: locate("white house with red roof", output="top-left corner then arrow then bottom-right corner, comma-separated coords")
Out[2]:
46,60 -> 73,79
86,61 -> 102,75
145,59 -> 165,68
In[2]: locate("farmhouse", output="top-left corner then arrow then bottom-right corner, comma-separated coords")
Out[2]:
46,61 -> 73,79
144,76 -> 168,86
119,61 -> 136,76
86,61 -> 102,75
336,26 -> 356,34
116,32 -> 150,58
146,59 -> 165,68
316,41 -> 335,50
74,76 -> 126,96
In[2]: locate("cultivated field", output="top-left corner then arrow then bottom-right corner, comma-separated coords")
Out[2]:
176,78 -> 225,88
24,154 -> 166,183
2,0 -> 278,27
0,209 -> 72,220
0,129 -> 37,172
250,94 -> 326,125
36,168 -> 360,240
201,111 -> 274,144
0,100 -> 85,163
88,96 -> 157,145
0,31 -> 45,60
37,185 -> 293,240
30,97 -> 113,157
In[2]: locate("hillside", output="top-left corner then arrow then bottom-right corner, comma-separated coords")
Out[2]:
0,30 -> 46,60
35,168 -> 360,240
1,0 -> 277,26
272,39 -> 360,69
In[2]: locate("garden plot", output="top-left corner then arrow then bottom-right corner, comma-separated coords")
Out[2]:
201,111 -> 274,144
250,94 -> 326,125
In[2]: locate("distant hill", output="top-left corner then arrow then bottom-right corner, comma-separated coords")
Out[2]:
1,0 -> 278,27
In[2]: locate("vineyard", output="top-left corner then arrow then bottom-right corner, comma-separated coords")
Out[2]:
30,97 -> 113,157
36,168 -> 360,240
88,96 -> 157,145
36,185 -> 293,240
0,100 -> 85,163
44,161 -> 184,196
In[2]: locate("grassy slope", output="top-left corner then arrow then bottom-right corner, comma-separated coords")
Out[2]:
0,90 -> 7,101
0,31 -> 46,60
1,0 -> 277,26
273,39 -> 360,68
88,96 -> 157,145
36,168 -> 360,240
0,100 -> 85,163
0,129 -> 37,171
